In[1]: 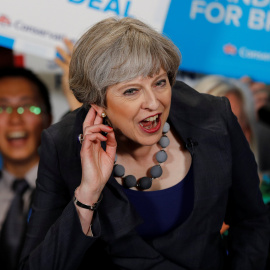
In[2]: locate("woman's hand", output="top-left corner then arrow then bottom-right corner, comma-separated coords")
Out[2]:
74,107 -> 116,235
77,107 -> 117,202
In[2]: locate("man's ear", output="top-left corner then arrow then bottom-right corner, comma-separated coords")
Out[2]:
90,104 -> 105,117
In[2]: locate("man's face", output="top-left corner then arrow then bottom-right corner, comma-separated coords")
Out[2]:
0,77 -> 50,165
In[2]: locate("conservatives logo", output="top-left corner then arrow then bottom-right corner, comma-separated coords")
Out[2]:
223,43 -> 237,55
223,43 -> 270,62
0,14 -> 65,42
0,15 -> 11,26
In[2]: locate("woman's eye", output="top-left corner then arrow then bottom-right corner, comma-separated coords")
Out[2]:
123,88 -> 138,95
156,79 -> 166,87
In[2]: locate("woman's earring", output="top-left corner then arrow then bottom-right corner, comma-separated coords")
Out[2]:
101,112 -> 106,118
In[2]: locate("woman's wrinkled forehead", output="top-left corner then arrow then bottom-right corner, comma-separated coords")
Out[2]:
110,65 -> 164,87
110,67 -> 167,88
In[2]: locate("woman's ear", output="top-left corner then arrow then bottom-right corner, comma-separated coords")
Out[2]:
90,104 -> 106,117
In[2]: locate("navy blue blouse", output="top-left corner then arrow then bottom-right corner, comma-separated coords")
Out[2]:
122,164 -> 194,239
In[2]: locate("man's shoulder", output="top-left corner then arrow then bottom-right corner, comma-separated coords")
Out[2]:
43,106 -> 87,148
172,81 -> 226,112
171,81 -> 230,133
47,107 -> 86,134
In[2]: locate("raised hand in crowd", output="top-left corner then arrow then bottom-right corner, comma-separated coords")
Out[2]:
55,38 -> 82,111
240,76 -> 269,114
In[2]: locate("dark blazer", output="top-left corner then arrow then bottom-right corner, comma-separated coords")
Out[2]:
20,81 -> 269,270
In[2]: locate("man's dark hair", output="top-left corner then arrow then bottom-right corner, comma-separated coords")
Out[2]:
0,67 -> 52,115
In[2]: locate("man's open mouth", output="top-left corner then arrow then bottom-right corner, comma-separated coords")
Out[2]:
6,131 -> 27,140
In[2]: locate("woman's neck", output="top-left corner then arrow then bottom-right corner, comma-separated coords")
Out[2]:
115,134 -> 166,164
117,137 -> 160,162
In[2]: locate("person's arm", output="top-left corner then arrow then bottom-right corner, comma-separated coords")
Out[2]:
223,97 -> 270,270
55,38 -> 82,111
19,129 -> 100,270
240,76 -> 268,114
20,108 -> 116,270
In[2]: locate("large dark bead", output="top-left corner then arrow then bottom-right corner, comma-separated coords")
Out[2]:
123,175 -> 137,188
138,177 -> 152,190
159,135 -> 170,148
113,164 -> 125,177
150,165 -> 162,178
162,122 -> 170,133
156,150 -> 167,163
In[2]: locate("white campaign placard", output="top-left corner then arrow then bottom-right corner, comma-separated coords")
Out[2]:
0,0 -> 171,59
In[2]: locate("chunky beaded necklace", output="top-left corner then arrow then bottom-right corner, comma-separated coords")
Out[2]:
113,122 -> 170,190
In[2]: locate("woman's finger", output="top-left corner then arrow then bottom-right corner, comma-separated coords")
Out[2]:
82,133 -> 108,144
94,113 -> 103,125
83,107 -> 96,132
105,129 -> 117,160
83,124 -> 113,135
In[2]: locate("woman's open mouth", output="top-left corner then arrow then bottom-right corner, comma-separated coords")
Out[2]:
139,114 -> 161,133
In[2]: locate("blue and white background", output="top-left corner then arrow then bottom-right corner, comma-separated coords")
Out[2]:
1,0 -> 270,82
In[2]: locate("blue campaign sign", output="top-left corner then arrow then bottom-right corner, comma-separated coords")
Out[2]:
1,0 -> 269,82
163,0 -> 270,83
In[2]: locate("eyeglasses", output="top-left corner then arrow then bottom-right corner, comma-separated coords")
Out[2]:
0,105 -> 42,116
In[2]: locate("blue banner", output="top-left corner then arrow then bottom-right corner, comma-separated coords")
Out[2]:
163,0 -> 270,83
1,0 -> 269,82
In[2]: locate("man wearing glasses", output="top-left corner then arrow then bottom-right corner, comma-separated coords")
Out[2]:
0,67 -> 52,270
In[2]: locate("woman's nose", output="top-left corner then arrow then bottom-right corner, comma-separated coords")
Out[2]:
141,89 -> 159,111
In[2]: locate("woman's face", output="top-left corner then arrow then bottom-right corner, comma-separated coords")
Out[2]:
104,68 -> 171,146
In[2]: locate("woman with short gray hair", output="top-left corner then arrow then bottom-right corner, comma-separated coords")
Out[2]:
20,17 -> 269,270
70,17 -> 180,107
